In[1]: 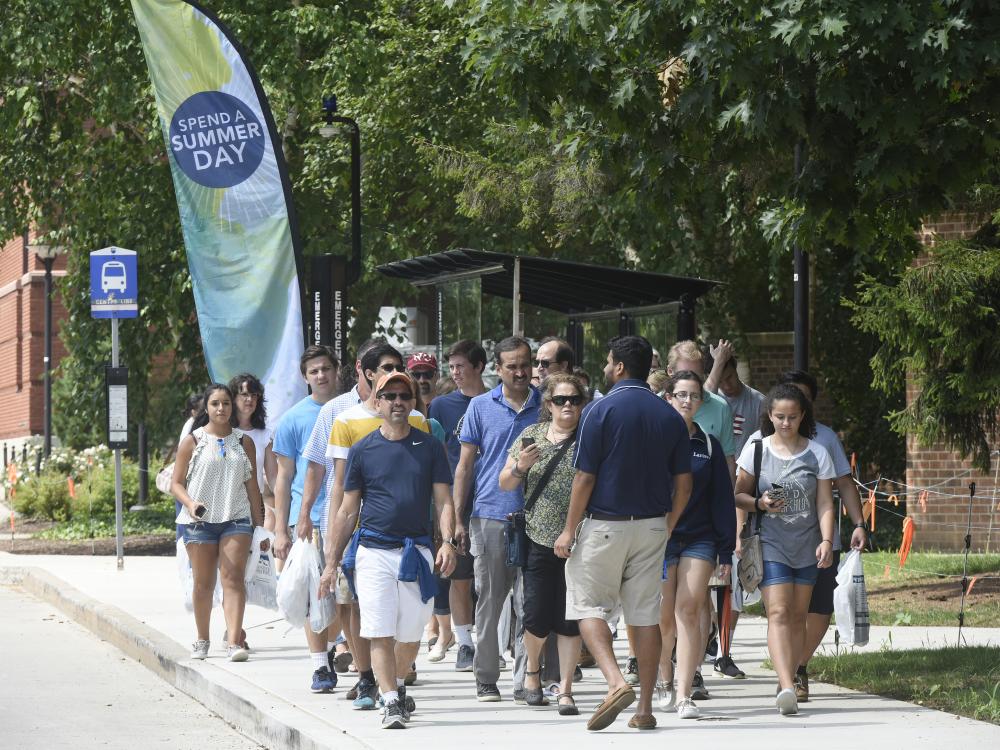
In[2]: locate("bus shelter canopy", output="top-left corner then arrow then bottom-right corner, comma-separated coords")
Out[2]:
376,249 -> 720,315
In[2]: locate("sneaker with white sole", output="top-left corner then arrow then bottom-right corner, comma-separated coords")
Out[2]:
677,697 -> 700,719
714,655 -> 746,679
776,687 -> 798,715
624,656 -> 640,685
381,700 -> 406,729
191,640 -> 210,660
455,644 -> 475,672
656,680 -> 675,710
227,644 -> 249,662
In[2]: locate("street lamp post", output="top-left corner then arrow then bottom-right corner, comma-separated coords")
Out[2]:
319,95 -> 362,285
30,243 -> 65,458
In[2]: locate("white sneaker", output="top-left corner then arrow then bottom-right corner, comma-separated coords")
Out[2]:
677,697 -> 700,719
776,687 -> 798,715
656,680 -> 675,710
227,644 -> 249,662
191,640 -> 210,660
428,633 -> 455,663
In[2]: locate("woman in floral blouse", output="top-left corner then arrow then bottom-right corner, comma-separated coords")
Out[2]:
500,373 -> 588,716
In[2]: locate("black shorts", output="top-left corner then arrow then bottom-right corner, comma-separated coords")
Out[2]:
808,549 -> 841,616
448,550 -> 475,581
522,539 -> 580,639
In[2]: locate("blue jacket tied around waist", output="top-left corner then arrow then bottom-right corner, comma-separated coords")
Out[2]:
341,528 -> 438,603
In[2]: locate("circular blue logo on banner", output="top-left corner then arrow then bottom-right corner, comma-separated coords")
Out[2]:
168,91 -> 266,188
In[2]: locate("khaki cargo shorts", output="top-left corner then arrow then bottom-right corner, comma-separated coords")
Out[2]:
565,516 -> 668,627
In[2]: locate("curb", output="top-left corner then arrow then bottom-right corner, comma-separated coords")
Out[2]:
0,565 -> 370,750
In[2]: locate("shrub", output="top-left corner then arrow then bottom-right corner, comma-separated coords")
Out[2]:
72,459 -> 140,517
12,471 -> 73,521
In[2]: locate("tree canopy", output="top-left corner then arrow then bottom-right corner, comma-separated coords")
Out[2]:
2,0 -> 998,470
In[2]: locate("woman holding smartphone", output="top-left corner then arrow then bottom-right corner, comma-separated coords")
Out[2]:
733,383 -> 836,715
499,373 -> 588,715
657,371 -> 736,719
172,383 -> 267,662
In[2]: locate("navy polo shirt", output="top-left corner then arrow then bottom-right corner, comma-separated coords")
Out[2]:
574,379 -> 691,517
459,383 -> 541,521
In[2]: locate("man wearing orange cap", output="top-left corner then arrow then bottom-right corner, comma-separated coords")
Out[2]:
325,370 -> 457,728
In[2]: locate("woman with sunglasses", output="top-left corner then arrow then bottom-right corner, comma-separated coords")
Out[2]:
657,371 -> 736,719
499,373 -> 589,716
172,383 -> 267,662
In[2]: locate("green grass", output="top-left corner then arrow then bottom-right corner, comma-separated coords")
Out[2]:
811,647 -> 1000,724
35,512 -> 174,541
740,552 -> 1000,627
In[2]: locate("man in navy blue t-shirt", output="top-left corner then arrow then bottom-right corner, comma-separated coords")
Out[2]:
327,371 -> 457,729
555,335 -> 692,731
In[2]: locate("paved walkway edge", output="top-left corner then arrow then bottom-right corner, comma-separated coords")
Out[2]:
0,565 -> 369,750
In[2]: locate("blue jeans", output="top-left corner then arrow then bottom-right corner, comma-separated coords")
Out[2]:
662,538 -> 717,581
761,559 -> 818,587
183,517 -> 252,545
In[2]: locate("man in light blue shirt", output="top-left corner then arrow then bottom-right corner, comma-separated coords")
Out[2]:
453,336 -> 540,702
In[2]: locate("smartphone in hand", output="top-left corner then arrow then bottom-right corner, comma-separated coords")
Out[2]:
521,437 -> 535,449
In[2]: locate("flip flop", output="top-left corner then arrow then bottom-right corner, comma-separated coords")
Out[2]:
586,684 -> 636,731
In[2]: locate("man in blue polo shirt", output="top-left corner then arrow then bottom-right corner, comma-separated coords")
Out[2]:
453,336 -> 540,702
555,335 -> 692,732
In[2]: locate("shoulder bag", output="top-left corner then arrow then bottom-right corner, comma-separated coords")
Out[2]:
505,434 -> 575,567
737,438 -> 765,593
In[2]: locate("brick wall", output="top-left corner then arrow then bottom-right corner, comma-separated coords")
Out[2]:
906,211 -> 999,551
742,331 -> 835,427
0,231 -> 69,443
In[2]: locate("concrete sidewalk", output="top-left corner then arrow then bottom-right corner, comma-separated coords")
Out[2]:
2,552 -> 997,749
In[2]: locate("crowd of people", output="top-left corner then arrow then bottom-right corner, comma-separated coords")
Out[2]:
170,331 -> 868,731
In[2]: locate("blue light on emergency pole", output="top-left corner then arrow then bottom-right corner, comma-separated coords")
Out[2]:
90,247 -> 138,319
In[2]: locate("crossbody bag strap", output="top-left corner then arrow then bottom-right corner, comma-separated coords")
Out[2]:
752,437 -> 764,532
523,434 -> 575,513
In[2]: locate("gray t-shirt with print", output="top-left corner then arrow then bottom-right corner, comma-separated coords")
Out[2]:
737,435 -> 836,569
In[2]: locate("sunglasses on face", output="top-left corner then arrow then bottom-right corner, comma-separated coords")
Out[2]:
379,391 -> 414,402
410,370 -> 435,380
378,363 -> 407,374
551,394 -> 584,406
534,359 -> 552,369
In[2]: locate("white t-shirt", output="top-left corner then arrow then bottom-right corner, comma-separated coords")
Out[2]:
242,426 -> 272,494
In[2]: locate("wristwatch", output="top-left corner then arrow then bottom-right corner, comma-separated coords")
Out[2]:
443,537 -> 458,549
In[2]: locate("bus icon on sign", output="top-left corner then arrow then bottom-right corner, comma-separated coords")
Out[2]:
101,261 -> 127,293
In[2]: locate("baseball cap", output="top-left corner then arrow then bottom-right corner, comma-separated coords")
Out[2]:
406,352 -> 437,371
374,371 -> 415,397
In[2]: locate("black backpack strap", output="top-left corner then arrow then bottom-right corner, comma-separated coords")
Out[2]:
752,438 -> 764,530
524,435 -> 575,513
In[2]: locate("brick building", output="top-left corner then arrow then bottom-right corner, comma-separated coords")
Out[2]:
0,231 -> 69,453
905,213 -> 998,552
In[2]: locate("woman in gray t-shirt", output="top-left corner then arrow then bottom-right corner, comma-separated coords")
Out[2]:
734,384 -> 835,717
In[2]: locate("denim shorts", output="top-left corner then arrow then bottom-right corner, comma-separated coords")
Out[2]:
662,539 -> 718,580
761,559 -> 818,587
183,517 -> 252,545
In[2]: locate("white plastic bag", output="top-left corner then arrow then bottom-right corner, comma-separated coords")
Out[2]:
276,538 -> 312,628
244,528 -> 278,611
177,538 -> 221,612
834,550 -> 870,646
305,541 -> 336,634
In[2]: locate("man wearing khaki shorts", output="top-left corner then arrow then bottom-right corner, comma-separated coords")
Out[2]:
555,335 -> 692,731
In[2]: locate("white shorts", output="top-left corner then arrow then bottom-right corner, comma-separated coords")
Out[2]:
355,545 -> 434,642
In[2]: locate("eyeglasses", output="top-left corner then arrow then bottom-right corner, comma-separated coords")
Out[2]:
551,394 -> 584,406
670,392 -> 703,402
410,370 -> 435,380
378,363 -> 407,374
534,359 -> 552,369
379,391 -> 414,402
216,438 -> 226,458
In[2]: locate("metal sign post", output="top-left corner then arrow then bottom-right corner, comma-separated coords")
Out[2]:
91,247 -> 138,571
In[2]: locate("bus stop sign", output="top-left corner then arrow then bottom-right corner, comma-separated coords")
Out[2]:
91,247 -> 138,319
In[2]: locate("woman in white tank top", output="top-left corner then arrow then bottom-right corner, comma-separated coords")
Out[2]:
172,383 -> 266,663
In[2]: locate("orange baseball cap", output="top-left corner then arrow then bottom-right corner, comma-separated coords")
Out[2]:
374,371 -> 415,397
